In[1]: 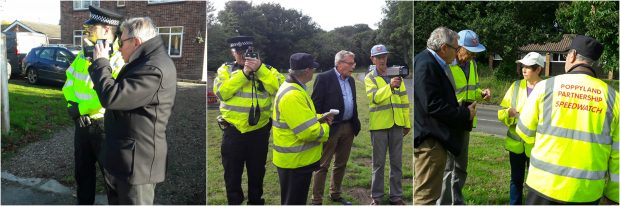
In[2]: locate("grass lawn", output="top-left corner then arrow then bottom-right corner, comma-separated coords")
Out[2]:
207,72 -> 413,204
1,80 -> 71,157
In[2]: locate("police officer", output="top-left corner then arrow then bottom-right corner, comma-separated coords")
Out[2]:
272,53 -> 331,205
213,36 -> 284,205
516,35 -> 619,204
62,5 -> 124,204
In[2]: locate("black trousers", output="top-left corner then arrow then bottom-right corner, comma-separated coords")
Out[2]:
526,186 -> 600,205
74,118 -> 106,204
221,122 -> 270,205
277,162 -> 319,205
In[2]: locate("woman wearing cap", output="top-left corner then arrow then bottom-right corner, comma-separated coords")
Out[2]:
497,52 -> 543,205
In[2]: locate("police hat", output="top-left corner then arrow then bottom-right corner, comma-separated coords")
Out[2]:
570,35 -> 604,61
84,6 -> 123,26
227,36 -> 254,50
290,53 -> 319,70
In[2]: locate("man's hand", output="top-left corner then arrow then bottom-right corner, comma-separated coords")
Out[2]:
508,107 -> 518,118
403,128 -> 410,136
67,101 -> 80,120
482,88 -> 491,101
390,77 -> 402,89
324,115 -> 334,125
467,101 -> 477,121
93,40 -> 111,61
76,115 -> 91,128
243,58 -> 262,75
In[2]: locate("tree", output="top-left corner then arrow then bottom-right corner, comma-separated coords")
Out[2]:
414,2 -> 562,80
556,1 -> 619,77
377,1 -> 413,69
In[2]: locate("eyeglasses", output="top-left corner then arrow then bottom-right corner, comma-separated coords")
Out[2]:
119,37 -> 135,48
340,61 -> 356,66
445,43 -> 460,52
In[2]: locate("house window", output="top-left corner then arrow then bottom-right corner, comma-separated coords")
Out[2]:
73,30 -> 85,46
551,53 -> 566,62
158,26 -> 183,57
73,0 -> 100,10
117,1 -> 125,7
148,0 -> 182,4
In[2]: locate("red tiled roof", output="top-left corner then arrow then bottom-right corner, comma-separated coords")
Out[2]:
519,34 -> 575,52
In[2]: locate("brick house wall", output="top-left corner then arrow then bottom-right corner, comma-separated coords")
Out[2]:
60,1 -> 206,80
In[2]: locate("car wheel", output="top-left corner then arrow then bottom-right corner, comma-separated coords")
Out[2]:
26,68 -> 38,84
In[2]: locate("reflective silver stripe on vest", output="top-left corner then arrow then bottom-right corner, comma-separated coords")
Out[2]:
293,118 -> 318,134
273,120 -> 288,129
613,141 -> 619,151
393,104 -> 409,109
316,126 -> 324,141
611,173 -> 620,183
367,88 -> 378,94
234,91 -> 269,99
455,84 -> 480,94
530,156 -> 606,180
273,141 -> 321,153
64,80 -> 74,87
369,104 -> 392,112
394,90 -> 407,96
275,86 -> 301,122
220,102 -> 271,113
516,119 -> 536,137
74,91 -> 93,100
507,130 -> 523,142
368,71 -> 380,104
67,66 -> 91,82
538,78 -> 613,145
511,80 -> 521,109
215,81 -> 224,100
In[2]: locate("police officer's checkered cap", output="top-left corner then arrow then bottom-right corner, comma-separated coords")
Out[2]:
84,5 -> 123,26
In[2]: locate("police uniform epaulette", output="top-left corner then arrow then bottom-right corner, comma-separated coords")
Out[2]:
264,64 -> 273,69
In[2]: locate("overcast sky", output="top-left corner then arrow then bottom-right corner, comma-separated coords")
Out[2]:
211,0 -> 387,31
1,0 -> 61,25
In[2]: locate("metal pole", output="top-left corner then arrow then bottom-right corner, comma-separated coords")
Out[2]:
1,33 -> 10,135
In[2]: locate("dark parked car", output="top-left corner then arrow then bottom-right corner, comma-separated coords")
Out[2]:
21,45 -> 80,85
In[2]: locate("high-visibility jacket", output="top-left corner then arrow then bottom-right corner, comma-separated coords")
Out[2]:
448,60 -> 483,127
213,62 -> 284,133
364,67 -> 411,131
515,73 -> 619,203
498,80 -> 534,157
272,80 -> 329,169
62,43 -> 124,119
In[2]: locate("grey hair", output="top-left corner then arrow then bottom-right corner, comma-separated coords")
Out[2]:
120,17 -> 158,42
334,50 -> 355,66
288,69 -> 307,78
426,27 -> 459,51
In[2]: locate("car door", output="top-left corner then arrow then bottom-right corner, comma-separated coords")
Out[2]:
54,49 -> 74,82
35,48 -> 56,80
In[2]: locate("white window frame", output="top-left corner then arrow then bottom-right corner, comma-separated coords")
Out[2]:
147,0 -> 182,4
157,26 -> 183,58
117,1 -> 125,7
73,30 -> 85,47
551,53 -> 565,63
73,0 -> 100,10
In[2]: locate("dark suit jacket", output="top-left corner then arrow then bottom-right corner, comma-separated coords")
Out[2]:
311,68 -> 361,136
414,49 -> 470,156
89,36 -> 176,184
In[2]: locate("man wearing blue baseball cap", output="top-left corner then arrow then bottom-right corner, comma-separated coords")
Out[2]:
366,44 -> 410,205
439,29 -> 491,205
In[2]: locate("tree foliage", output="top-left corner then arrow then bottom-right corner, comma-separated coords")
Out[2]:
414,1 -> 562,80
556,1 -> 619,74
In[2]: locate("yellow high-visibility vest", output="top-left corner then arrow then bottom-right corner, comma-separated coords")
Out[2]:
62,42 -> 124,119
448,60 -> 483,127
213,63 -> 284,133
271,81 -> 329,169
498,80 -> 534,156
516,73 -> 619,203
364,68 -> 410,131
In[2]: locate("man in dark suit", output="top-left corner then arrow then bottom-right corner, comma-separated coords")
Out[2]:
311,50 -> 361,205
89,17 -> 176,204
413,27 -> 476,205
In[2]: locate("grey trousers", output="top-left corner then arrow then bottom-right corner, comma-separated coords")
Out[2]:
104,172 -> 156,205
438,132 -> 470,205
370,126 -> 403,202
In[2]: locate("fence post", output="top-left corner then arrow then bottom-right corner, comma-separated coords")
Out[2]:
1,33 -> 10,135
